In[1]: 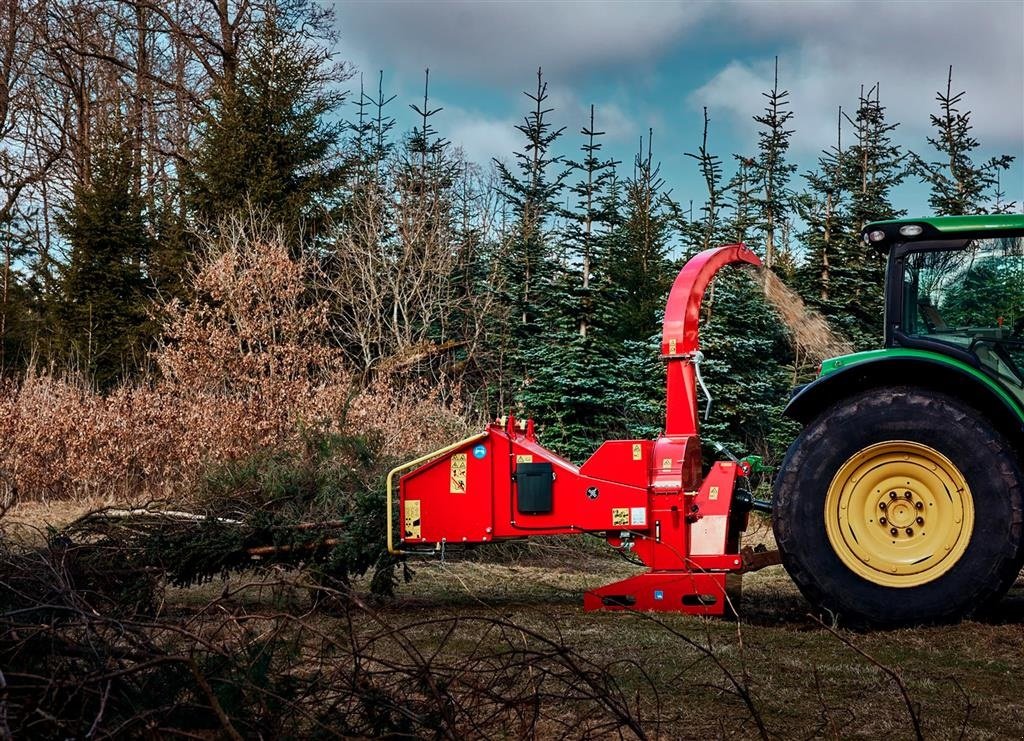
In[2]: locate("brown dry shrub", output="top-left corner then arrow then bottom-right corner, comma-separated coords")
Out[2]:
0,217 -> 467,502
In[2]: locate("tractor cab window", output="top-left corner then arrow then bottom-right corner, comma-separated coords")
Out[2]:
902,236 -> 1024,389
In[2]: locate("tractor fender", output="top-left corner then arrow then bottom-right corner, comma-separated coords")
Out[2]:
785,355 -> 1024,451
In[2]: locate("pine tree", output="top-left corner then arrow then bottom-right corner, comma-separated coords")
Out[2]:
751,57 -> 796,267
604,129 -> 673,344
0,211 -> 38,374
565,104 -> 618,337
185,7 -> 350,247
494,68 -> 569,329
912,66 -> 1016,215
796,107 -> 846,305
58,135 -> 152,389
682,108 -> 726,251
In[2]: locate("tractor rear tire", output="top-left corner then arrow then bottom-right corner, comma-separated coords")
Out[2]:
773,386 -> 1024,627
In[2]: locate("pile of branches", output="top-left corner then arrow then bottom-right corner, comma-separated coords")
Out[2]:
50,502 -> 395,610
0,429 -> 406,625
0,556 -> 762,738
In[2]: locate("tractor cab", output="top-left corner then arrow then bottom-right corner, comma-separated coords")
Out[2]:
867,215 -> 1024,403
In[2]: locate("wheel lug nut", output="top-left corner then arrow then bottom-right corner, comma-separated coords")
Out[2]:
890,527 -> 899,536
904,491 -> 912,499
915,501 -> 924,510
889,491 -> 897,499
905,528 -> 914,536
879,517 -> 887,525
916,517 -> 924,525
879,502 -> 887,510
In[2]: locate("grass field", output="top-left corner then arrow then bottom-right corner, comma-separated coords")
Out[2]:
7,502 -> 1024,738
376,550 -> 1024,738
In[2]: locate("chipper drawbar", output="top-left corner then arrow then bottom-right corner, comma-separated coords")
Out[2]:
387,244 -> 777,615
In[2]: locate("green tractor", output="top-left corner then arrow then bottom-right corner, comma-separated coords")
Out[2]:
774,214 -> 1024,626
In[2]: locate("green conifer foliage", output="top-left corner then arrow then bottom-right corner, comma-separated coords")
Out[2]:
726,156 -> 758,245
565,105 -> 619,337
185,9 -> 349,248
912,66 -> 1016,215
796,107 -> 847,307
683,108 -> 727,250
699,270 -> 798,466
58,137 -> 152,389
494,68 -> 569,330
680,109 -> 796,464
514,334 -> 626,463
836,85 -> 906,346
603,130 -> 673,344
751,58 -> 796,268
798,86 -> 906,349
0,210 -> 40,374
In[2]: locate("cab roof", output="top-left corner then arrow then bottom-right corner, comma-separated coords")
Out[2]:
862,214 -> 1024,252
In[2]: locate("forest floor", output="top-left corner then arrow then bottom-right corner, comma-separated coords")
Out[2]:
7,503 -> 1024,739
367,538 -> 1024,739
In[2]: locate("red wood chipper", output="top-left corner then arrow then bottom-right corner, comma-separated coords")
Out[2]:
387,244 -> 778,616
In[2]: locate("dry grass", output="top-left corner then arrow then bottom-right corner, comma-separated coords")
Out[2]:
6,498 -> 1024,738
370,554 -> 1024,739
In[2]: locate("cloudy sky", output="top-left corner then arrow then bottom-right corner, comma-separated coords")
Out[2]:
335,0 -> 1024,218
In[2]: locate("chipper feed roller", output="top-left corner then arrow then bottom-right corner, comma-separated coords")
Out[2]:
387,244 -> 776,615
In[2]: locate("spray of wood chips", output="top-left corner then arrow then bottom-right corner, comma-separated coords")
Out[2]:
744,265 -> 854,363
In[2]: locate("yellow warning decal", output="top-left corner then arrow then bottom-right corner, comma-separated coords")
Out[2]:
632,443 -> 642,461
709,486 -> 719,501
404,499 -> 421,539
662,457 -> 672,470
516,454 -> 533,464
612,507 -> 629,527
669,338 -> 677,354
450,454 -> 467,493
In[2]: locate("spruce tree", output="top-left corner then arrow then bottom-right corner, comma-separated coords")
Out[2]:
58,135 -> 152,389
493,68 -> 569,330
343,70 -> 396,182
726,155 -> 757,245
698,269 -> 799,464
751,57 -> 796,267
796,107 -> 847,305
185,7 -> 350,247
682,108 -> 726,251
912,66 -> 1015,215
0,213 -> 38,374
565,105 -> 618,337
836,84 -> 906,346
604,130 -> 673,344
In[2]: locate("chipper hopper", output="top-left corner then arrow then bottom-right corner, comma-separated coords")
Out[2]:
387,244 -> 776,615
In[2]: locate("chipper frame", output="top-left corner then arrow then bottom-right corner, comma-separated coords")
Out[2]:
387,244 -> 771,615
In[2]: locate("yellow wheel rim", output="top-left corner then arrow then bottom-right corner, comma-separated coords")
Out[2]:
824,441 -> 974,588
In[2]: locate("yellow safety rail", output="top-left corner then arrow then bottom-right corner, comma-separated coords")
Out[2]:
386,432 -> 489,555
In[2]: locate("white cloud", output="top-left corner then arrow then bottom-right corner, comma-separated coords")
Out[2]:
444,110 -> 521,166
336,0 -> 708,86
689,1 -> 1024,154
546,87 -> 637,145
